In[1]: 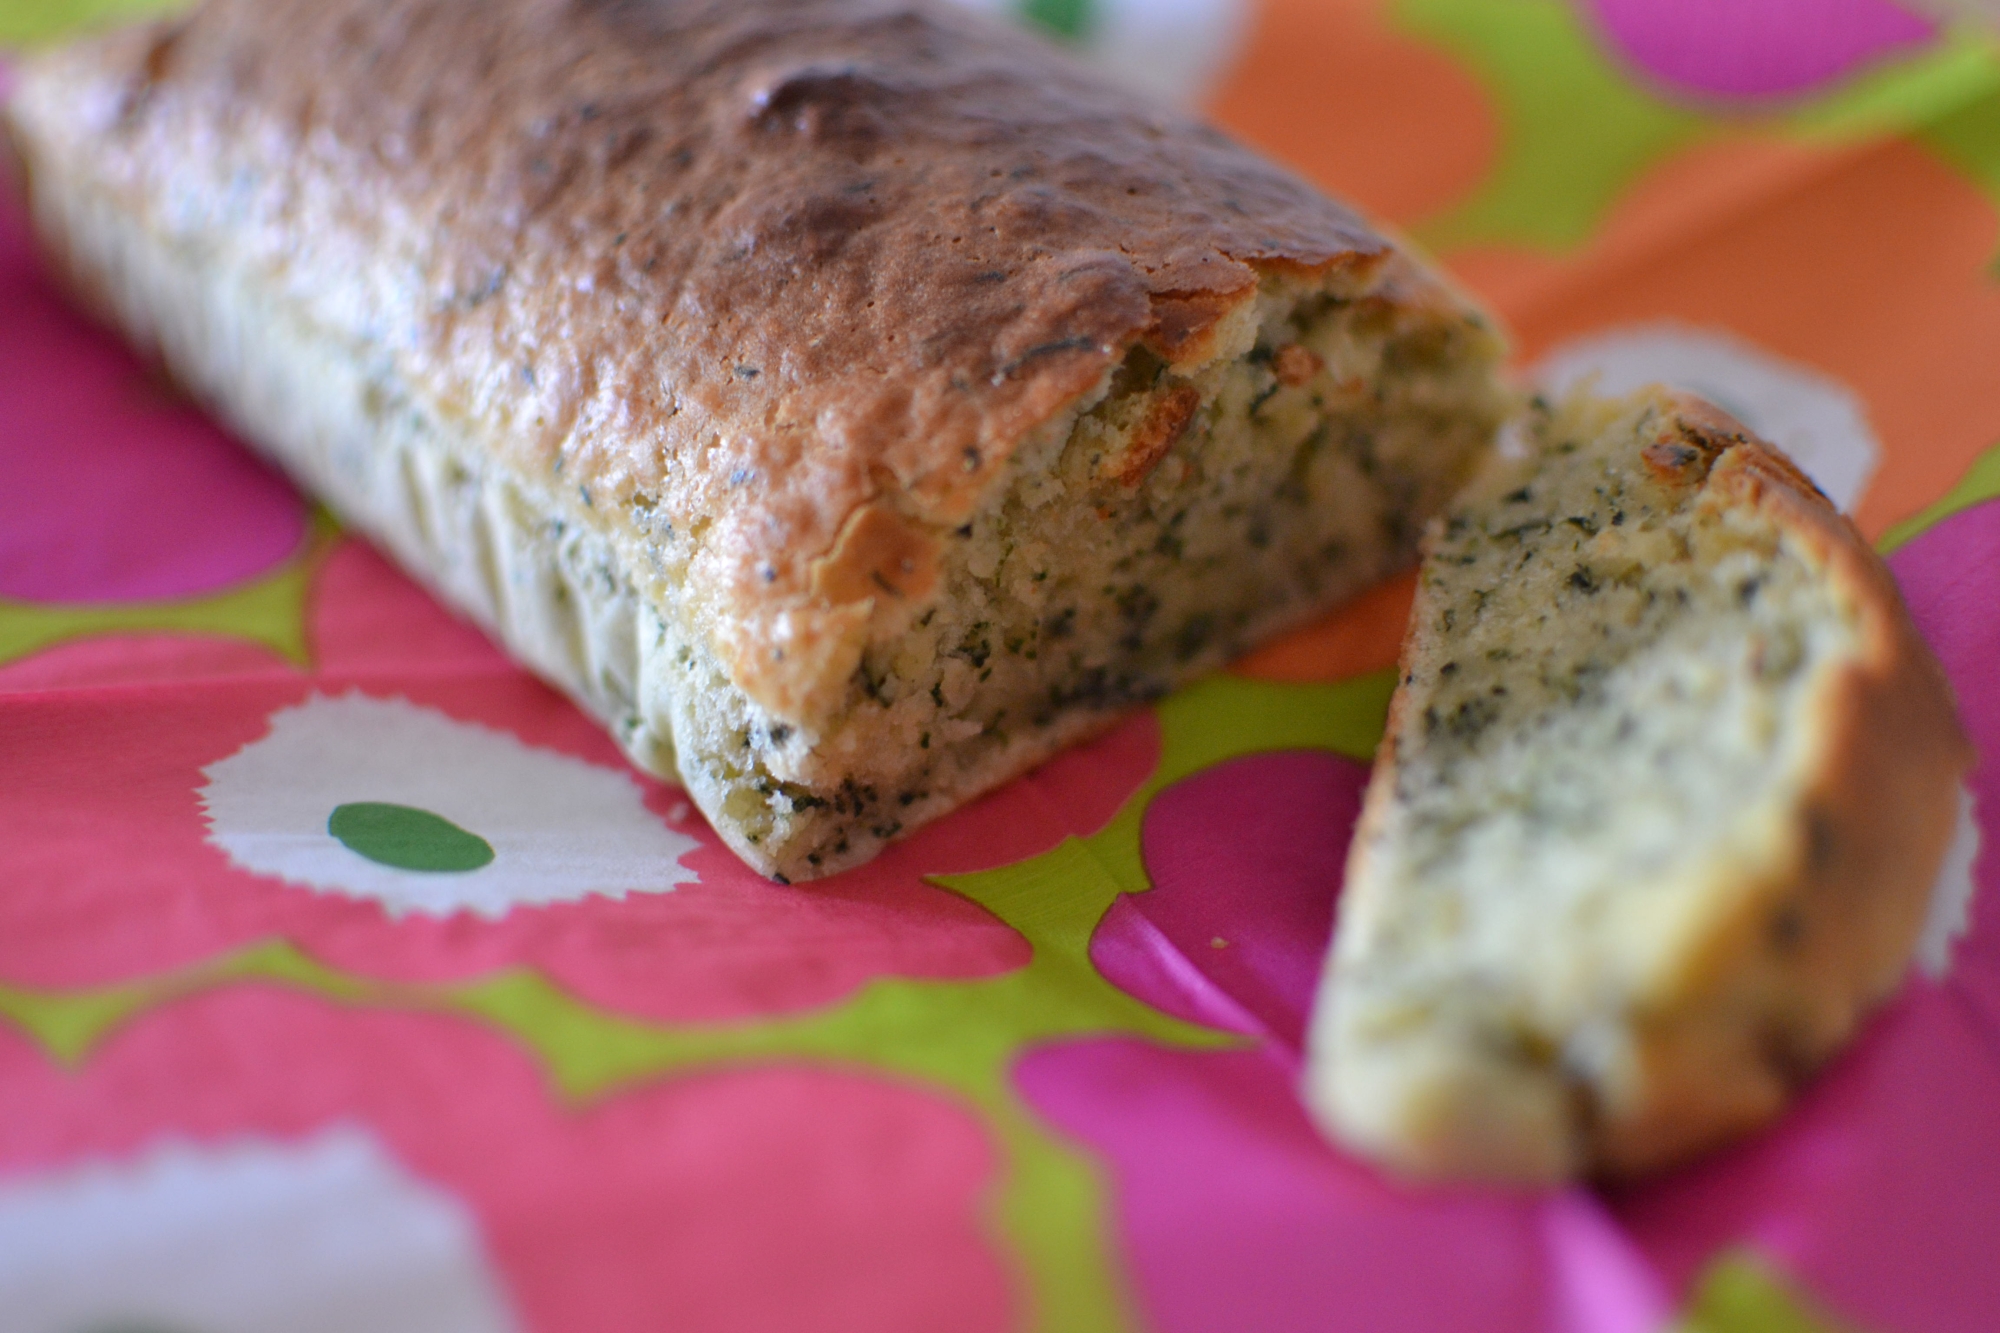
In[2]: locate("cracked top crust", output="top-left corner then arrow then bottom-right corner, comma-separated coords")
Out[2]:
12,0 -> 1400,721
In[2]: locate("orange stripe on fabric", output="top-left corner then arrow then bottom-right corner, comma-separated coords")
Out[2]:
1205,0 -> 1498,228
1451,135 -> 2000,539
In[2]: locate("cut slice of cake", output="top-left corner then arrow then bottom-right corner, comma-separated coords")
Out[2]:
1308,387 -> 1971,1184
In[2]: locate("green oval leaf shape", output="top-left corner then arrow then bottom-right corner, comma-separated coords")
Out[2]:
328,801 -> 495,873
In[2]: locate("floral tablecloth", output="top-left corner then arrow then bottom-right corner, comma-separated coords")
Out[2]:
3,1 -> 1998,1330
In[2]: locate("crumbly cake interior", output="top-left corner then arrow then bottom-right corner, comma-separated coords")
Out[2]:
695,276 -> 1511,873
1324,391 -> 1860,1174
1381,396 -> 1855,947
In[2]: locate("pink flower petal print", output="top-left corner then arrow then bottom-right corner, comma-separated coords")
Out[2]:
1586,0 -> 1935,102
0,986 -> 1011,1333
306,538 -> 515,676
1015,1039 -> 1550,1333
1614,982 -> 2000,1333
0,189 -> 308,604
1090,749 -> 1368,1051
0,633 -> 296,693
1889,498 -> 2000,1049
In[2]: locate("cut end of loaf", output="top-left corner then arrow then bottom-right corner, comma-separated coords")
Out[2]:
681,262 -> 1514,878
1311,386 -> 1969,1184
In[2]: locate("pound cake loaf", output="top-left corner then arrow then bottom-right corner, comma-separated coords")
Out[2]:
4,0 -> 1511,879
1309,388 -> 1971,1183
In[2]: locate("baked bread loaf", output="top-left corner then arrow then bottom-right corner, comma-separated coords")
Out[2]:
1309,387 -> 1972,1183
4,0 -> 1510,879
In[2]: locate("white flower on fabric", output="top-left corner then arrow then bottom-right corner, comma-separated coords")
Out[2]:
1916,785 -> 1982,980
1536,323 -> 1882,513
1082,0 -> 1250,109
200,693 -> 699,918
947,0 -> 1250,108
0,1127 -> 519,1333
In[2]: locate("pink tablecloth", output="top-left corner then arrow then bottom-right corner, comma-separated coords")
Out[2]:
3,1 -> 1998,1329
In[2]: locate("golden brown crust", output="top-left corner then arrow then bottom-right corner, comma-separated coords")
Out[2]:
808,502 -> 941,610
1102,383 -> 1202,488
11,0 -> 1394,721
